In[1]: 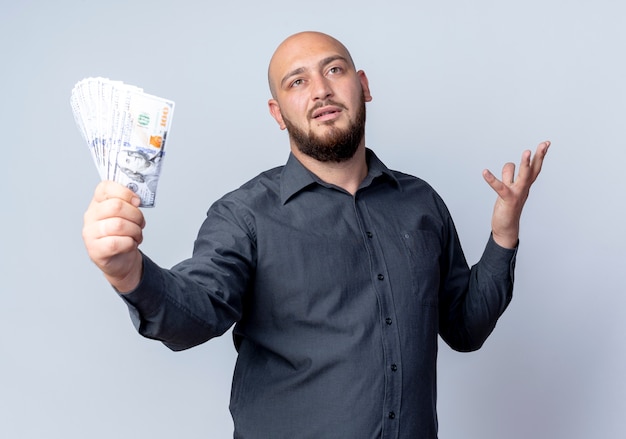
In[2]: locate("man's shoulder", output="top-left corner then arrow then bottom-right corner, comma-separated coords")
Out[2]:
241,165 -> 285,190
215,165 -> 285,207
376,167 -> 450,215
366,150 -> 438,194
388,168 -> 439,194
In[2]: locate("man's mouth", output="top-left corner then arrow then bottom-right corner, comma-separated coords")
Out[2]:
311,105 -> 344,120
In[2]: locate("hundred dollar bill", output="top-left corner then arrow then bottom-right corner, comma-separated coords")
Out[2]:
71,78 -> 175,207
111,91 -> 174,207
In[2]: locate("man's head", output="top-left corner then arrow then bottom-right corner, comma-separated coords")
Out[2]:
267,31 -> 372,163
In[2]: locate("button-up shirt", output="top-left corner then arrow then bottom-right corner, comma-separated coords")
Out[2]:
122,149 -> 516,439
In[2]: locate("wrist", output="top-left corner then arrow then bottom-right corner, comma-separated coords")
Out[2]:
106,253 -> 144,294
491,231 -> 519,249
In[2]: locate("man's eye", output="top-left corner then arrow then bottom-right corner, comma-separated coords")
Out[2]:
328,66 -> 343,75
291,79 -> 303,87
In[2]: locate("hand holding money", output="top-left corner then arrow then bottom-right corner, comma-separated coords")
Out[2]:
71,77 -> 175,207
82,180 -> 145,293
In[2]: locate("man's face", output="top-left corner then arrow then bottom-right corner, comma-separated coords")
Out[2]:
268,32 -> 372,162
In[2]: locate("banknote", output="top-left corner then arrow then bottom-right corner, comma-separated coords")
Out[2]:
71,77 -> 175,207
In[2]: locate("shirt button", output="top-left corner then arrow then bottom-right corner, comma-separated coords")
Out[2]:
366,231 -> 373,238
391,364 -> 398,372
377,274 -> 384,280
385,317 -> 392,325
388,412 -> 396,419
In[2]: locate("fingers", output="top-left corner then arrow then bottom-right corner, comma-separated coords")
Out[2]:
83,213 -> 144,246
485,141 -> 550,249
483,140 -> 551,197
82,181 -> 146,291
482,161 -> 515,192
482,168 -> 508,198
85,181 -> 145,228
530,140 -> 550,178
83,233 -> 142,267
83,181 -> 146,258
517,140 -> 550,185
93,180 -> 141,206
501,162 -> 516,185
85,195 -> 145,230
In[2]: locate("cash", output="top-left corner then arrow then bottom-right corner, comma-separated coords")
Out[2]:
71,77 -> 175,207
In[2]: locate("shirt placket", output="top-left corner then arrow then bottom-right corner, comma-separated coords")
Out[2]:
354,193 -> 403,439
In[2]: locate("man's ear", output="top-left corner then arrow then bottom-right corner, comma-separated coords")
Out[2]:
268,99 -> 287,130
357,70 -> 373,102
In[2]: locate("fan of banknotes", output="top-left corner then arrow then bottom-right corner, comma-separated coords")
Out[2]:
70,77 -> 175,207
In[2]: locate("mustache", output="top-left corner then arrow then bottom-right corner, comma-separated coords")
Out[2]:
308,100 -> 348,119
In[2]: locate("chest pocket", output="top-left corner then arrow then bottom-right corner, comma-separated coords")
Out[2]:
401,230 -> 441,307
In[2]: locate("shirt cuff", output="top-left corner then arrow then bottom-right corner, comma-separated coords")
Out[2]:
479,233 -> 518,280
116,253 -> 167,323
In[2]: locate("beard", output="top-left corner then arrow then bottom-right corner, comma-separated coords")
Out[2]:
282,94 -> 366,163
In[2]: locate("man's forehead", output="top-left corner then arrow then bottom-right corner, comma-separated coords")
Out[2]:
272,34 -> 349,65
269,33 -> 353,79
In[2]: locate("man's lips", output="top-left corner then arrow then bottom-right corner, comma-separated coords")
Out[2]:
311,105 -> 343,120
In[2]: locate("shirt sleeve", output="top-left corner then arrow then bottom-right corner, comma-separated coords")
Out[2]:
438,226 -> 517,352
118,197 -> 255,351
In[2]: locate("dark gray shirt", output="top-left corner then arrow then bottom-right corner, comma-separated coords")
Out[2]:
122,149 -> 516,439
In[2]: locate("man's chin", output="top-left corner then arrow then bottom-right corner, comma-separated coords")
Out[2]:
284,109 -> 364,163
295,141 -> 359,163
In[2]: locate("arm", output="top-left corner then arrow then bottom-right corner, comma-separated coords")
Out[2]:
483,141 -> 551,248
439,142 -> 550,350
83,181 -> 251,351
83,181 -> 253,350
439,231 -> 517,352
113,196 -> 253,351
82,181 -> 145,293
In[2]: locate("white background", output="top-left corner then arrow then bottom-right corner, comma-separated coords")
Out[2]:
1,1 -> 624,437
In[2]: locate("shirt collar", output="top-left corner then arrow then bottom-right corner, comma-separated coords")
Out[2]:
280,148 -> 401,205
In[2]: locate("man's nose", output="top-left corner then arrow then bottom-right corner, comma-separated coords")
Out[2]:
311,75 -> 333,101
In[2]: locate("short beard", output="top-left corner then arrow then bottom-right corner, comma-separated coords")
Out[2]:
283,94 -> 366,163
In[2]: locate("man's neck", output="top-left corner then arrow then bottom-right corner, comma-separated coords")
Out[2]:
291,144 -> 368,196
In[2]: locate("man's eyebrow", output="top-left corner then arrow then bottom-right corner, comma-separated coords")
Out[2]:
280,55 -> 350,89
280,67 -> 306,89
319,55 -> 349,69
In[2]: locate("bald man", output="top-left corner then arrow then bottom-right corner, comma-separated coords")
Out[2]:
83,31 -> 549,438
